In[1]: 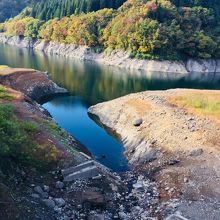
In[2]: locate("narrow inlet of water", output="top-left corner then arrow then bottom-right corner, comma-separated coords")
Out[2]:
1,44 -> 220,172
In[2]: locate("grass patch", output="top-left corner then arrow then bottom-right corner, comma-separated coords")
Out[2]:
43,120 -> 76,154
0,65 -> 8,70
0,104 -> 60,172
0,85 -> 13,101
21,121 -> 38,133
169,92 -> 220,121
44,120 -> 61,136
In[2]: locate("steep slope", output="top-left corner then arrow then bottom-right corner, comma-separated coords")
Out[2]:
0,67 -> 93,219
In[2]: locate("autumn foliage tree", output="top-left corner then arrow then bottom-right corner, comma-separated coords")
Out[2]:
1,0 -> 220,60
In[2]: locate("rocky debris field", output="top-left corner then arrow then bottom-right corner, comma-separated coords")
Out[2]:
89,89 -> 220,220
24,168 -> 190,220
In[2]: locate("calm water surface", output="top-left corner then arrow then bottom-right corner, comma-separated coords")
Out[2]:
0,44 -> 220,172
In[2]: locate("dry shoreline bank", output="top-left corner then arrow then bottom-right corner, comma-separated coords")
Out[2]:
1,34 -> 220,75
89,89 -> 220,220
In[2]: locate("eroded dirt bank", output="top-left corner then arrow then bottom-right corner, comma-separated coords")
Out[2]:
0,67 -> 68,102
89,89 -> 220,220
0,68 -> 91,219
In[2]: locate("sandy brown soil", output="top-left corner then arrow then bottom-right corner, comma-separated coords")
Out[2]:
89,89 -> 220,220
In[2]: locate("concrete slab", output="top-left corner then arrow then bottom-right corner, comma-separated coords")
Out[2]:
64,165 -> 99,182
62,160 -> 94,176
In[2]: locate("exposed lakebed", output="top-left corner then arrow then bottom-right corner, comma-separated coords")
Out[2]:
1,43 -> 220,172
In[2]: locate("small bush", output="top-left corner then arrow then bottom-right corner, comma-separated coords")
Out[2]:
0,86 -> 13,101
21,121 -> 38,134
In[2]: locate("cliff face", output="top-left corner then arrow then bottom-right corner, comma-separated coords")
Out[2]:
1,34 -> 220,74
0,34 -> 35,48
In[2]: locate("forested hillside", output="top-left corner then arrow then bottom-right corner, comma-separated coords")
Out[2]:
171,0 -> 220,18
31,0 -> 126,20
1,0 -> 220,60
0,0 -> 37,22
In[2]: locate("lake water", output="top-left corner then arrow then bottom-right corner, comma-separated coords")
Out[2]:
0,44 -> 220,172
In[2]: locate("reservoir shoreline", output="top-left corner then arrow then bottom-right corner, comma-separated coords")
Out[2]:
1,34 -> 220,75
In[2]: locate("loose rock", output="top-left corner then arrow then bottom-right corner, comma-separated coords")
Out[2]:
43,185 -> 50,192
34,186 -> 48,198
55,181 -> 64,189
190,148 -> 203,157
133,118 -> 143,127
168,158 -> 180,165
30,193 -> 40,199
43,199 -> 56,209
54,198 -> 66,207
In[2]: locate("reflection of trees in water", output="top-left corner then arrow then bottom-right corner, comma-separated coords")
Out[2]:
1,44 -> 220,106
48,60 -> 220,106
47,97 -> 88,110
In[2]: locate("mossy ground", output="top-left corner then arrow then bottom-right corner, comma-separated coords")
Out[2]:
0,103 -> 60,172
43,120 -> 77,154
